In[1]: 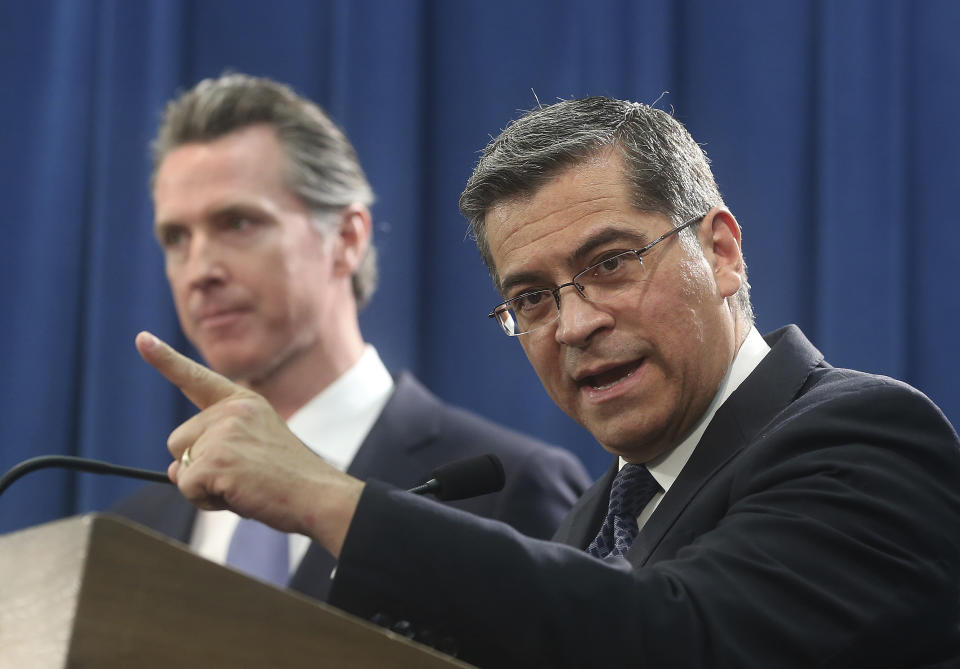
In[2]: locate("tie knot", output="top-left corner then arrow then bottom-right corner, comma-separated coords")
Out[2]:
608,463 -> 660,518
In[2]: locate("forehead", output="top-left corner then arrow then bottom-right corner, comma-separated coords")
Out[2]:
485,152 -> 663,284
153,125 -> 293,221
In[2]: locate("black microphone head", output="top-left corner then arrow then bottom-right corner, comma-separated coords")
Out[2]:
428,454 -> 505,501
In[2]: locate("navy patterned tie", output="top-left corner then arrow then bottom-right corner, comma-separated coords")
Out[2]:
225,517 -> 290,587
586,463 -> 661,560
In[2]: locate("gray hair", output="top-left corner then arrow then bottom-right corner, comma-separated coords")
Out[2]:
151,73 -> 378,308
459,96 -> 752,324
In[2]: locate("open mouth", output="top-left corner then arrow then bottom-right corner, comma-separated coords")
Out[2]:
583,360 -> 643,391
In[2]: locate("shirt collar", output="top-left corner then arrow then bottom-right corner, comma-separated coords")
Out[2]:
286,344 -> 394,472
623,325 -> 771,493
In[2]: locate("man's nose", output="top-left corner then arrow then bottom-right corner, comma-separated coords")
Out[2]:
183,235 -> 228,289
554,285 -> 613,348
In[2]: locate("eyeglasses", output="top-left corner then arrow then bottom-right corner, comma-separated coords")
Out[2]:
488,214 -> 705,336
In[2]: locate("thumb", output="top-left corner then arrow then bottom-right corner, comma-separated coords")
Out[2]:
136,331 -> 240,409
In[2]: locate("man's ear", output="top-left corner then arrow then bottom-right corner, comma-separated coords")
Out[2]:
332,203 -> 372,276
698,207 -> 744,299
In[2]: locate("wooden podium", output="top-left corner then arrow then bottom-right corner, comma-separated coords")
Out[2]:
0,513 -> 473,668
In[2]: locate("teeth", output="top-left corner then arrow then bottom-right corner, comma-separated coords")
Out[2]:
591,366 -> 636,391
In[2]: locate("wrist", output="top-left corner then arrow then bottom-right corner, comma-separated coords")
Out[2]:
296,474 -> 365,559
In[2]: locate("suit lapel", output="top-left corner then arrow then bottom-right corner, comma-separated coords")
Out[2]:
289,373 -> 440,600
165,494 -> 198,543
288,544 -> 339,600
344,372 -> 441,484
626,325 -> 825,566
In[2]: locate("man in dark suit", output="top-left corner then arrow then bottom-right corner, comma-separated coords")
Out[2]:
114,74 -> 591,601
134,96 -> 960,667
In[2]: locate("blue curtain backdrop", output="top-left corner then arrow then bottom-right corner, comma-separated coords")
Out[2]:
2,0 -> 958,534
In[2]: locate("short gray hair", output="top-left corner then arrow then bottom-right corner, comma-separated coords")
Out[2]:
152,73 -> 378,308
459,96 -> 752,323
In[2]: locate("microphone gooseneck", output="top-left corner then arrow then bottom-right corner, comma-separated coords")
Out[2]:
1,453 -> 507,504
0,455 -> 171,497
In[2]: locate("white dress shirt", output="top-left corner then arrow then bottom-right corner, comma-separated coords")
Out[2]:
188,344 -> 395,573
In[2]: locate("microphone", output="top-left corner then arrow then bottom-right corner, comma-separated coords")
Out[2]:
0,456 -> 171,497
407,453 -> 505,501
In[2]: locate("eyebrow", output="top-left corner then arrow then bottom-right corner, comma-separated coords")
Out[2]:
154,203 -> 267,233
569,226 -> 650,263
153,218 -> 183,240
498,225 -> 651,296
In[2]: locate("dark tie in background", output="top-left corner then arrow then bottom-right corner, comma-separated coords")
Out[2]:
226,517 -> 290,587
587,463 -> 662,560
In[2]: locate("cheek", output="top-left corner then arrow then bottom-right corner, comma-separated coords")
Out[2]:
520,338 -> 558,387
244,245 -> 297,294
667,259 -> 717,334
260,277 -> 301,324
676,253 -> 715,298
166,269 -> 190,311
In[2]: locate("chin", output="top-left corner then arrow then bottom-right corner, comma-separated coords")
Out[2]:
201,350 -> 266,382
591,422 -> 669,463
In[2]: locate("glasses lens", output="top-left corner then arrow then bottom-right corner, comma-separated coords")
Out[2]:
576,251 -> 644,302
498,290 -> 558,336
493,307 -> 519,336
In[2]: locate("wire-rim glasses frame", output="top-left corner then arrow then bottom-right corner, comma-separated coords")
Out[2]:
487,213 -> 706,337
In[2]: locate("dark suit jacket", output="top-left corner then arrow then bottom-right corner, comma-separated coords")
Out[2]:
329,326 -> 960,668
113,372 -> 592,602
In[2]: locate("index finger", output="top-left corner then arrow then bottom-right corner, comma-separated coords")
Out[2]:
135,331 -> 240,409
